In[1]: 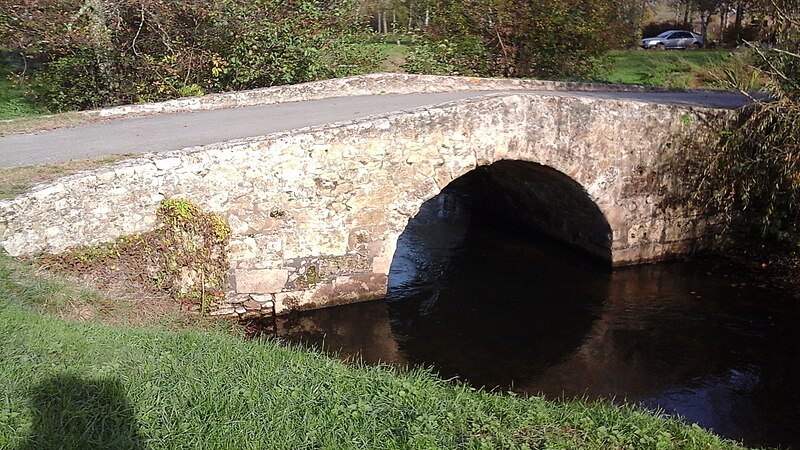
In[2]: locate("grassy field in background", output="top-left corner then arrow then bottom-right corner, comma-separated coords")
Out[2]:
378,42 -> 409,72
0,67 -> 46,120
599,49 -> 735,88
0,253 -> 754,450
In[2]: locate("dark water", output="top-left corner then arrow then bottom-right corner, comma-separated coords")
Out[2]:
255,187 -> 800,449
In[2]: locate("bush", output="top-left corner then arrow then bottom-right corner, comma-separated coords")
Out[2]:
1,0 -> 379,111
403,0 -> 640,80
694,8 -> 800,248
720,24 -> 767,45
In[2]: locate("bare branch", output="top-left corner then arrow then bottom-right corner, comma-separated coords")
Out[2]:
771,47 -> 800,59
131,4 -> 144,57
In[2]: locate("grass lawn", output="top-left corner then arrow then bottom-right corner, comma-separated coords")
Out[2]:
599,49 -> 739,88
378,43 -> 409,72
0,253 -> 756,450
0,67 -> 47,120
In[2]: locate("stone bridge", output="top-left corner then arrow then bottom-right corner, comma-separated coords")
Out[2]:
0,74 -> 741,318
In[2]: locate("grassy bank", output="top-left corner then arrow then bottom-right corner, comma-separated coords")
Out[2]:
0,67 -> 46,120
598,49 -> 746,88
0,253 -> 752,449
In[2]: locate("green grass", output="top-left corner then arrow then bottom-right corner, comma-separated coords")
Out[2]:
599,49 -> 734,88
0,67 -> 47,120
0,253 -> 756,450
377,43 -> 409,72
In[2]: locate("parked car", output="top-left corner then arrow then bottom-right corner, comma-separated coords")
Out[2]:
641,30 -> 704,49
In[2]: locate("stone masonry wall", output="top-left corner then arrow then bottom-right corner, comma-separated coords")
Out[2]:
0,92 -> 735,318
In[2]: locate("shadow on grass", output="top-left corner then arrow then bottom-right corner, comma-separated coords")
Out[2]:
20,375 -> 145,450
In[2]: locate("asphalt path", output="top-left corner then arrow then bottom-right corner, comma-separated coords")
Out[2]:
0,89 -> 753,168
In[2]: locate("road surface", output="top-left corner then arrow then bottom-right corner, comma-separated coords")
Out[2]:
0,89 -> 752,168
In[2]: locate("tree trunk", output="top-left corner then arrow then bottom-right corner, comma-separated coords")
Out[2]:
80,0 -> 115,99
734,0 -> 745,42
683,1 -> 691,27
700,10 -> 712,42
721,7 -> 728,32
382,10 -> 388,35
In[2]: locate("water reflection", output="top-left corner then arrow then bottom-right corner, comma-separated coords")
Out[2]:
252,180 -> 800,449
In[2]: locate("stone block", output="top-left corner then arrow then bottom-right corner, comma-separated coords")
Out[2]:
274,291 -> 316,315
209,307 -> 236,317
260,301 -> 275,310
240,310 -> 263,320
251,294 -> 273,305
243,300 -> 262,311
154,157 -> 182,171
234,269 -> 288,294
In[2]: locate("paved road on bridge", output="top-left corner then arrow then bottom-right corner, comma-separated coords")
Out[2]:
0,89 -> 752,168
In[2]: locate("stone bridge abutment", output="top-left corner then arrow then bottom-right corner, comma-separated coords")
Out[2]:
0,82 -> 735,318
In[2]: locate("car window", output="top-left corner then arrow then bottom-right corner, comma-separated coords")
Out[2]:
676,32 -> 692,38
656,31 -> 672,38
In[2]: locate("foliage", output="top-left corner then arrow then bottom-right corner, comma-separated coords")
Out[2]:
698,97 -> 800,247
694,5 -> 800,247
38,198 -> 231,311
0,0 -> 380,112
403,0 -> 644,80
720,23 -> 767,44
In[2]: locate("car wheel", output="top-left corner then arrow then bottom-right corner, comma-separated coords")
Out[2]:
655,43 -> 665,50
692,42 -> 702,49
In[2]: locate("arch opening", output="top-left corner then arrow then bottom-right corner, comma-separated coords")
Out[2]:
385,160 -> 614,387
459,160 -> 612,262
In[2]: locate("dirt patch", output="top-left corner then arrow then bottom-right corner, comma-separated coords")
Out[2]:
51,269 -> 182,327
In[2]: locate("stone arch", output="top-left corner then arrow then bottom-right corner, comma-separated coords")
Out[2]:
388,159 -> 613,274
384,160 -> 614,386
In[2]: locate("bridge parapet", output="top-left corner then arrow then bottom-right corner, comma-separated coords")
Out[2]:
0,86 -> 736,318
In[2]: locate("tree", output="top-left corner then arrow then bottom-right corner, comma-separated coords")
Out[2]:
694,2 -> 800,247
695,0 -> 724,42
404,0 -> 642,79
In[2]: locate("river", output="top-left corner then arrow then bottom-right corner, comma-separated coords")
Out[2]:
251,182 -> 800,449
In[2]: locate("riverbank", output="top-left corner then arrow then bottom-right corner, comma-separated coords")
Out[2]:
0,253 -> 754,450
720,242 -> 800,300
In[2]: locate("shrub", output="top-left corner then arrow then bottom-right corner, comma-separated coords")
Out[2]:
39,199 -> 232,312
403,0 -> 640,80
720,24 -> 767,45
694,7 -> 800,248
1,0 -> 379,111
